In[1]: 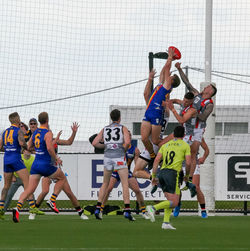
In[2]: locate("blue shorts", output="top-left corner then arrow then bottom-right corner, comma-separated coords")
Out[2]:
143,110 -> 163,126
30,161 -> 58,177
111,170 -> 133,181
4,159 -> 26,173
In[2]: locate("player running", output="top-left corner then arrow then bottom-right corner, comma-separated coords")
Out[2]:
0,112 -> 43,219
146,126 -> 191,230
12,112 -> 66,223
35,122 -> 88,219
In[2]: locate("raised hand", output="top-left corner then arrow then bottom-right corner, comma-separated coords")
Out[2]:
149,69 -> 156,80
55,131 -> 62,142
175,62 -> 181,69
71,122 -> 80,133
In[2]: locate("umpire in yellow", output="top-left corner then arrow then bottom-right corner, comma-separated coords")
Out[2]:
146,125 -> 191,230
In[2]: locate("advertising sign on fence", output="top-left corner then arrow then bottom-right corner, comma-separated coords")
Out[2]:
215,155 -> 250,200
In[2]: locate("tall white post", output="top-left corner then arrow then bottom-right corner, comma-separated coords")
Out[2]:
200,0 -> 215,214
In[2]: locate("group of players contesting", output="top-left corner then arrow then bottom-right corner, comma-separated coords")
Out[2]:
0,47 -> 216,229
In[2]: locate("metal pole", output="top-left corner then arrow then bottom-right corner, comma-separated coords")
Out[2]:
200,0 -> 215,215
185,66 -> 188,93
244,201 -> 248,215
205,0 -> 213,82
148,52 -> 154,92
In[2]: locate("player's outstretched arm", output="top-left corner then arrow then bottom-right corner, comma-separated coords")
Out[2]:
161,48 -> 176,88
92,129 -> 105,149
144,69 -> 156,105
175,62 -> 199,95
169,101 -> 197,124
57,122 -> 80,146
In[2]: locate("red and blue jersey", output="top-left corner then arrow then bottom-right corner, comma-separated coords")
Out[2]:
2,125 -> 22,164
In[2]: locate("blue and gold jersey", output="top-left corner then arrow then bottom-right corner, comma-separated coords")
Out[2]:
32,127 -> 51,163
146,84 -> 172,115
2,125 -> 22,163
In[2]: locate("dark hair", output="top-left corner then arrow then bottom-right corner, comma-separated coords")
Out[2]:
174,125 -> 185,138
38,112 -> 49,124
20,122 -> 29,131
110,109 -> 121,122
211,84 -> 217,97
184,92 -> 194,100
172,74 -> 180,88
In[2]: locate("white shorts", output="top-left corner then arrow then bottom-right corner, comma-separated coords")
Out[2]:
183,135 -> 194,146
104,157 -> 128,171
139,144 -> 159,162
182,163 -> 200,176
193,163 -> 200,175
193,128 -> 205,143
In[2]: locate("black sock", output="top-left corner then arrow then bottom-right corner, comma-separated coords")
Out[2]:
96,202 -> 102,209
75,206 -> 83,216
124,204 -> 131,213
35,203 -> 40,208
200,203 -> 206,212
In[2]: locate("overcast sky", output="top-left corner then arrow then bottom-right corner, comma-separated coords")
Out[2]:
0,0 -> 249,144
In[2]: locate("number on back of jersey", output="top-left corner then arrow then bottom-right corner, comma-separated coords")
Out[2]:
104,126 -> 123,148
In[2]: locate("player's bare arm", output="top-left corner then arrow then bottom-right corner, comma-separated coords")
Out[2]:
159,48 -> 176,84
198,138 -> 210,164
0,138 -> 4,151
169,101 -> 197,124
162,48 -> 176,90
144,69 -> 156,104
57,122 -> 80,146
45,131 -> 62,165
170,98 -> 183,105
151,152 -> 162,186
175,62 -> 199,95
92,129 -> 105,149
197,103 -> 214,121
158,133 -> 174,147
18,130 -> 28,150
27,136 -> 34,152
123,126 -> 130,152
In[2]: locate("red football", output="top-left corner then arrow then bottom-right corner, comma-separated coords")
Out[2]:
168,46 -> 181,60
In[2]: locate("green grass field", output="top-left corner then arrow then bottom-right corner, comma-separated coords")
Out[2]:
0,214 -> 250,251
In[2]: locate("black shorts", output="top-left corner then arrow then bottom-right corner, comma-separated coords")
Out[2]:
158,168 -> 180,195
